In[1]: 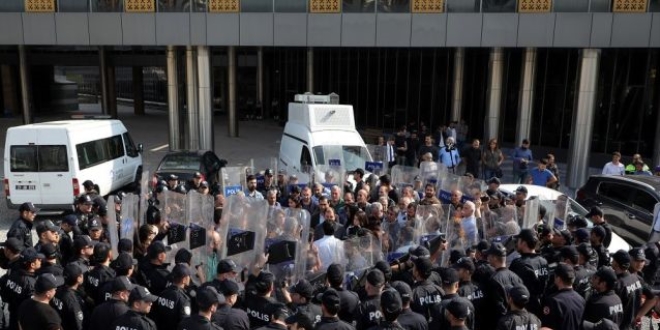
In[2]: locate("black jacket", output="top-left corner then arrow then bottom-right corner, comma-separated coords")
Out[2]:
396,308 -> 428,330
89,298 -> 130,330
583,290 -> 624,325
2,268 -> 36,330
150,285 -> 192,330
540,288 -> 585,330
496,309 -> 542,330
85,264 -> 116,304
51,286 -> 87,330
135,260 -> 171,295
483,267 -> 524,326
615,271 -> 643,330
212,304 -> 250,330
332,286 -> 360,323
353,294 -> 382,330
314,316 -> 356,330
177,314 -> 224,330
429,294 -> 474,330
111,309 -> 157,330
243,293 -> 276,329
7,218 -> 34,250
508,253 -> 549,316
410,279 -> 444,319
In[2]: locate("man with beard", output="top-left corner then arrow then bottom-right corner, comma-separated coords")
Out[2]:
245,175 -> 264,200
421,184 -> 441,205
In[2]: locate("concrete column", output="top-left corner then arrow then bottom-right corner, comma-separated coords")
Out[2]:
228,46 -> 238,137
99,46 -> 109,115
197,46 -> 213,151
2,65 -> 19,116
166,46 -> 181,150
107,65 -> 117,118
485,47 -> 504,140
450,48 -> 464,122
133,66 -> 145,115
257,47 -> 264,118
566,49 -> 600,188
307,47 -> 314,93
186,46 -> 199,150
516,48 -> 536,145
18,45 -> 31,124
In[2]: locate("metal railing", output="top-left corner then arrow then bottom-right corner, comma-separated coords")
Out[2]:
5,0 -> 654,13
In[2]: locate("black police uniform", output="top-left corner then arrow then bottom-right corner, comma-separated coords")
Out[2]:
508,253 -> 548,316
483,267 -> 524,326
366,320 -> 406,330
17,297 -> 62,330
294,302 -> 322,325
212,304 -> 250,330
643,242 -> 660,287
68,256 -> 91,274
429,294 -> 475,330
135,260 -> 171,295
178,314 -> 224,330
540,288 -> 585,330
244,294 -> 276,328
594,244 -> 611,268
314,316 -> 356,330
396,308 -> 428,330
51,286 -> 87,330
7,218 -> 33,250
149,285 -> 192,330
458,281 -> 485,330
88,298 -> 130,330
3,269 -> 36,330
254,322 -> 287,330
574,264 -> 596,299
471,260 -> 494,288
496,309 -> 542,330
616,271 -> 643,330
333,286 -> 360,323
410,279 -> 443,319
37,261 -> 64,277
583,290 -> 624,325
353,294 -> 382,329
111,309 -> 157,330
85,263 -> 116,304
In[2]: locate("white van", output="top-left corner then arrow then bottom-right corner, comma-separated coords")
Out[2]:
279,93 -> 372,179
4,119 -> 143,212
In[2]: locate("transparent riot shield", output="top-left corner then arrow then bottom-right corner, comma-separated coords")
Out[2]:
186,190 -> 215,283
364,145 -> 388,177
106,196 -> 120,258
459,176 -> 485,202
439,173 -> 462,204
316,164 -> 345,194
482,205 -> 520,241
220,166 -> 248,197
552,195 -> 570,230
390,165 -> 419,191
343,235 -> 382,291
521,198 -> 540,230
264,209 -> 311,285
160,190 -> 188,264
120,193 -> 140,243
219,195 -> 269,273
138,170 -> 150,229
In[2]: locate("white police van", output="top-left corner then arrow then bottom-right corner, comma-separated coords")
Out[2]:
4,119 -> 142,212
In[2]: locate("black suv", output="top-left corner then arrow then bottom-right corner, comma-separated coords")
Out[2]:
576,175 -> 660,246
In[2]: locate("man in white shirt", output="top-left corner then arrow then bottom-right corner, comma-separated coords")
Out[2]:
314,220 -> 343,271
602,151 -> 625,175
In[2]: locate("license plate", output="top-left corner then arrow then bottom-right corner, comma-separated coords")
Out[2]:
15,185 -> 36,190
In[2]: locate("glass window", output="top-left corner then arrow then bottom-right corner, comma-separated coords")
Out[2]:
0,1 -> 23,12
553,0 -> 588,11
59,0 -> 91,12
632,190 -> 658,215
123,133 -> 139,158
241,0 -> 273,12
301,146 -> 312,172
482,0 -> 516,12
343,0 -> 376,12
10,146 -> 37,172
377,0 -> 409,12
158,0 -> 189,12
651,0 -> 660,11
39,146 -> 69,172
159,154 -> 202,171
76,135 -> 124,170
93,0 -> 123,12
597,182 -> 634,206
193,1 -> 208,12
446,0 -> 478,12
275,0 -> 306,12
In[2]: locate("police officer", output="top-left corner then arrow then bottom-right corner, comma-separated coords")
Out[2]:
3,247 -> 43,330
325,263 -> 360,323
59,214 -> 80,265
253,302 -> 290,330
390,281 -> 427,330
244,271 -> 277,328
540,263 -> 585,329
444,298 -> 472,330
36,243 -> 63,277
471,240 -> 495,288
496,284 -> 541,330
186,172 -> 205,191
454,257 -> 484,317
135,240 -> 172,295
202,258 -> 240,296
284,311 -> 315,330
34,220 -> 60,255
68,235 -> 95,273
367,289 -> 406,330
259,169 -> 277,196
52,264 -> 87,330
583,267 -> 624,325
314,289 -> 356,330
74,195 -> 95,234
354,269 -> 386,329
509,228 -> 548,316
212,280 -> 250,330
429,268 -> 475,330
166,174 -> 187,194
88,276 -> 133,330
177,286 -> 224,330
410,257 -> 444,319
111,285 -> 158,330
612,250 -> 643,330
586,206 -> 613,248
482,242 -> 523,327
0,237 -> 24,274
85,242 -> 116,304
591,225 -> 611,268
575,244 -> 597,299
7,202 -> 38,250
150,263 -> 192,329
16,273 -> 63,330
285,279 -> 322,324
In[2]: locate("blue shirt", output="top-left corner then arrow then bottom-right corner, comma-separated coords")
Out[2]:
513,147 -> 533,170
439,147 -> 461,168
530,168 -> 554,186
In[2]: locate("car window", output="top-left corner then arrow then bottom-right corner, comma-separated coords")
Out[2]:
597,182 -> 634,206
159,154 -> 201,171
631,190 -> 658,214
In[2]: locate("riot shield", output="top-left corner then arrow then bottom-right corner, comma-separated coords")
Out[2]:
316,164 -> 345,193
521,198 -> 540,230
219,195 -> 269,273
390,165 -> 419,191
342,235 -> 382,291
264,209 -> 311,285
161,190 -> 188,264
220,166 -> 248,197
459,176 -> 485,202
138,170 -> 150,229
482,205 -> 520,241
439,174 -> 464,204
364,145 -> 388,177
106,196 -> 120,258
120,193 -> 140,243
552,195 -> 570,230
186,190 -> 215,282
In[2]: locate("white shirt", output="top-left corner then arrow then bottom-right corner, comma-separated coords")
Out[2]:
314,235 -> 343,271
602,162 -> 625,175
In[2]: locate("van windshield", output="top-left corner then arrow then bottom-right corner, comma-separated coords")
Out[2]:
10,145 -> 69,172
312,145 -> 371,171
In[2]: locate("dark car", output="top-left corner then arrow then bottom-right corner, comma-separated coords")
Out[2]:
154,150 -> 227,188
576,175 -> 660,246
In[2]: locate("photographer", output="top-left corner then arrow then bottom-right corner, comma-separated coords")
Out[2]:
439,137 -> 461,173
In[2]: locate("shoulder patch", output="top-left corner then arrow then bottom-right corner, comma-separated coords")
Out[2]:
76,311 -> 84,321
184,306 -> 191,316
543,306 -> 550,315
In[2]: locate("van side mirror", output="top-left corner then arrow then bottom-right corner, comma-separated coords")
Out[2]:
137,143 -> 144,153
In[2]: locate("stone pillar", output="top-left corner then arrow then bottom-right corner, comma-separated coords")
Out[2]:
516,48 -> 536,145
133,66 -> 145,115
18,45 -> 31,124
166,46 -> 181,151
307,47 -> 314,93
566,49 -> 600,188
197,46 -> 213,151
257,47 -> 264,118
485,47 -> 504,140
451,48 -> 464,122
228,46 -> 238,137
186,46 -> 199,150
1,65 -> 19,116
99,46 -> 109,115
